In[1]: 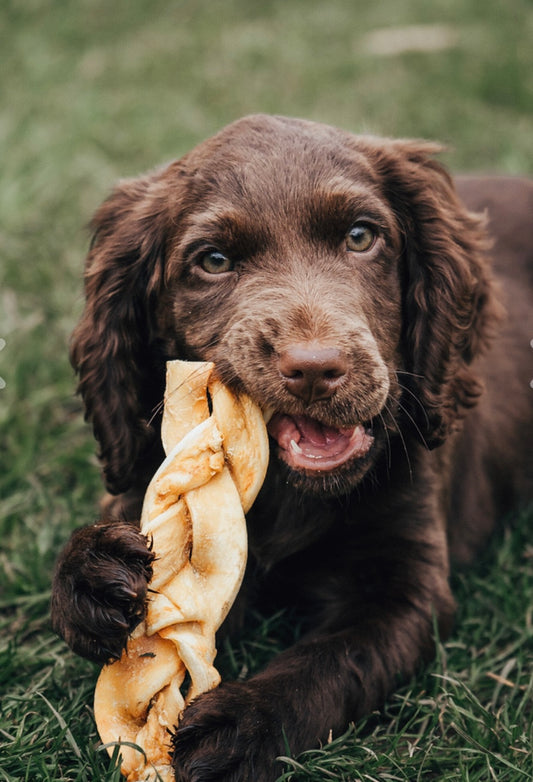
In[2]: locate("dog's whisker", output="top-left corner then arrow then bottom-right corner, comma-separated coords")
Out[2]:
383,402 -> 414,483
395,369 -> 425,380
147,361 -> 245,429
377,411 -> 392,473
395,396 -> 431,451
147,365 -> 215,426
147,399 -> 165,426
396,380 -> 431,430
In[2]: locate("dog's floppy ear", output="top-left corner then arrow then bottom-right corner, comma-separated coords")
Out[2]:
70,171 -> 174,494
371,140 -> 503,447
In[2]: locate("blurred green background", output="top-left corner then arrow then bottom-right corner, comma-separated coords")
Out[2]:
1,1 -> 532,780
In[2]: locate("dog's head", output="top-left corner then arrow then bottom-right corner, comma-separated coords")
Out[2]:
72,115 -> 499,498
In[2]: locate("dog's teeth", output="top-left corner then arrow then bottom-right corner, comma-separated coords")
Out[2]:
289,439 -> 303,454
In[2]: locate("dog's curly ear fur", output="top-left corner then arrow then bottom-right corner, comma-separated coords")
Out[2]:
70,173 -> 173,494
368,140 -> 504,447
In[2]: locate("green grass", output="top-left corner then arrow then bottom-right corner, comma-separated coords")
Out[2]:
1,0 -> 532,779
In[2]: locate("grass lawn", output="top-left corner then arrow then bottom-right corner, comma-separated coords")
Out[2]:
1,0 -> 532,779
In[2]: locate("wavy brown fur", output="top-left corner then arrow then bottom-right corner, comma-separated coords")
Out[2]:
51,115 -> 532,782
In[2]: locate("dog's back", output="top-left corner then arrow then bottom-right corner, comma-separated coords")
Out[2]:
446,177 -> 533,561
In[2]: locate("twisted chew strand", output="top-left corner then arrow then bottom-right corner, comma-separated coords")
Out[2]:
94,360 -> 269,782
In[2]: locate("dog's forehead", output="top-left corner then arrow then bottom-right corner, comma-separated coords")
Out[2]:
183,115 -> 379,204
201,114 -> 353,154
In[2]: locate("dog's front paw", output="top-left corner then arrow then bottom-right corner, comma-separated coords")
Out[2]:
172,682 -> 288,782
51,522 -> 154,662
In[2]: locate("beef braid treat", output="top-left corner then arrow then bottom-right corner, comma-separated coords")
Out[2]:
93,360 -> 269,781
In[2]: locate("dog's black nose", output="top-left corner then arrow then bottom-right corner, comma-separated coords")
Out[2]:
279,343 -> 348,404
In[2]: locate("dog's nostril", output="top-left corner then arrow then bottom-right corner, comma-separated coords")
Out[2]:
284,368 -> 304,379
279,343 -> 348,403
324,368 -> 344,380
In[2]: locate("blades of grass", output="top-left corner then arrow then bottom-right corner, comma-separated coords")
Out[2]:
451,722 -> 533,780
36,692 -> 82,760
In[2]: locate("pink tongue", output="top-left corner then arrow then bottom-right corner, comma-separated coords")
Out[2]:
292,415 -> 347,446
267,413 -> 373,471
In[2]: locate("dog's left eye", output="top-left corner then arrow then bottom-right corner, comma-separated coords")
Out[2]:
199,251 -> 234,274
346,223 -> 377,253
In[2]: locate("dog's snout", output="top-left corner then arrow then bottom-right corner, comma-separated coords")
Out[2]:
279,343 -> 348,404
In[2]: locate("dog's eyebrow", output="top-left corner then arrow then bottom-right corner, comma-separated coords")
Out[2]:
313,186 -> 391,222
305,186 -> 397,243
176,208 -> 271,258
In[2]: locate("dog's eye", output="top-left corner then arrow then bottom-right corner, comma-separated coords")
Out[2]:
200,251 -> 234,275
346,223 -> 377,253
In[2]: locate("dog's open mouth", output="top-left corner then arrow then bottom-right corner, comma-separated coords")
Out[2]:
267,413 -> 374,472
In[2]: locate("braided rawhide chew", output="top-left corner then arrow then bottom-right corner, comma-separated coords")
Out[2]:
94,360 -> 269,781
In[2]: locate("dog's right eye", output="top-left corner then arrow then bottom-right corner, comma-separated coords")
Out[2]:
199,251 -> 234,275
346,223 -> 377,253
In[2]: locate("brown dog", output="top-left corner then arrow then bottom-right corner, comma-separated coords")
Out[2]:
51,115 -> 533,782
